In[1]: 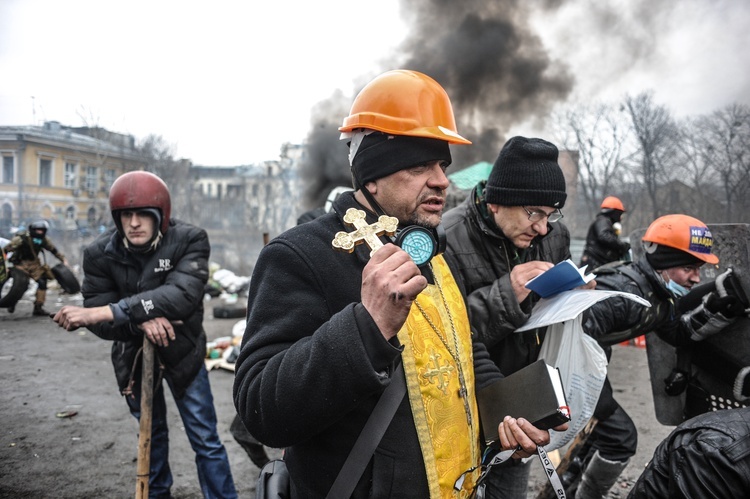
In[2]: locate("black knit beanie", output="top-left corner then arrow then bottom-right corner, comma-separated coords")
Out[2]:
351,133 -> 452,188
645,244 -> 704,270
484,136 -> 567,208
113,207 -> 162,237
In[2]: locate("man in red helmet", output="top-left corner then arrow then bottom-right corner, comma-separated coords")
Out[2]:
52,171 -> 237,499
563,214 -> 746,499
580,196 -> 631,270
233,70 -> 562,498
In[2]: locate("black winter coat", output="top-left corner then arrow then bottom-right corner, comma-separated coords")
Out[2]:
81,220 -> 209,399
628,406 -> 750,498
580,258 -> 683,358
580,212 -> 629,270
233,191 -> 502,499
442,188 -> 572,376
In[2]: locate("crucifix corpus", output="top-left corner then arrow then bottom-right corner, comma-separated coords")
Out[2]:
332,208 -> 399,256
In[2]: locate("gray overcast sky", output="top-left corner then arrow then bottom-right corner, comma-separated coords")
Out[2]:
1,0 -> 748,166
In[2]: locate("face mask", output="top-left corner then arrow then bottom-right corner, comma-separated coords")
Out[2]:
666,279 -> 689,297
32,237 -> 43,245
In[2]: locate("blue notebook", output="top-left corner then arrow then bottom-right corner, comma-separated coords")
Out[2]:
525,259 -> 596,298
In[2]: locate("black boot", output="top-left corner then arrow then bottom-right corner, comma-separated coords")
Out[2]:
33,303 -> 50,316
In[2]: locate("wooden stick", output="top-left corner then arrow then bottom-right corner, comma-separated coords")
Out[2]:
535,417 -> 599,499
135,337 -> 155,499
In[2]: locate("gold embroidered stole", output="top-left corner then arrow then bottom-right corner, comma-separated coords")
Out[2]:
397,255 -> 482,498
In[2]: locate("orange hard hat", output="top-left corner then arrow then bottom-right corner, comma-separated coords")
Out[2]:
601,196 -> 625,212
642,214 -> 719,265
339,69 -> 471,145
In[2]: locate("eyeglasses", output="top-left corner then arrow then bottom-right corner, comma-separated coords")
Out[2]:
523,206 -> 563,223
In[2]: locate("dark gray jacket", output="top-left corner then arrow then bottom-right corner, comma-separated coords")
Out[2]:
442,186 -> 571,376
81,220 -> 209,399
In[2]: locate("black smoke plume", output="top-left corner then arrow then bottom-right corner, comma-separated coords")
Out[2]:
299,0 -> 573,210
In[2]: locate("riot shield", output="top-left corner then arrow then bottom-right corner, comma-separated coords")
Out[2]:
634,223 -> 750,425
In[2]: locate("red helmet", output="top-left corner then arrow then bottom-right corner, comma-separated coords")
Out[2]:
601,196 -> 625,212
642,214 -> 719,265
109,171 -> 171,234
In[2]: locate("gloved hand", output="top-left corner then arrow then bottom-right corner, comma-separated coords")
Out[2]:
664,368 -> 689,396
705,292 -> 745,318
683,292 -> 740,341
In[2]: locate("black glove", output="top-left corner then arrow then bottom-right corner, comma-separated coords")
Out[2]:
664,368 -> 689,396
705,292 -> 745,318
620,241 -> 631,255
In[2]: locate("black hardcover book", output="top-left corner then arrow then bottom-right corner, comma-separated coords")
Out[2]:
477,359 -> 571,445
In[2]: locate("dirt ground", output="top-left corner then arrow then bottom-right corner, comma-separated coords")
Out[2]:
0,286 -> 674,499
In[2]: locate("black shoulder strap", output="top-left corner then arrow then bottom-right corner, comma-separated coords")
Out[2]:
325,362 -> 406,499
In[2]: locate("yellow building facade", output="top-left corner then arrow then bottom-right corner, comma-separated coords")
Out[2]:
0,121 -> 146,237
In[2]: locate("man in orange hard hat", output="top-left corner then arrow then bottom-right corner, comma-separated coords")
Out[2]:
233,69 -> 564,498
580,196 -> 631,270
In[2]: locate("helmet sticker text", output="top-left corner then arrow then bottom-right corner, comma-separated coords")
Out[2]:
689,226 -> 713,254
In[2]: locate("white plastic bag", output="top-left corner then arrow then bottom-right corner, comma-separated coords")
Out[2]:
537,315 -> 608,450
516,289 -> 649,450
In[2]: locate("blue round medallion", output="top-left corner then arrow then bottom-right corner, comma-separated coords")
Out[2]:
400,229 -> 435,266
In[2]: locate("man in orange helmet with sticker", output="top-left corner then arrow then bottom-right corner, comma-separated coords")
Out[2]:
565,214 -> 747,499
580,196 -> 631,270
233,70 -> 565,498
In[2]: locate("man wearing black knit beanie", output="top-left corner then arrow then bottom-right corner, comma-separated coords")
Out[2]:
443,136 -> 587,499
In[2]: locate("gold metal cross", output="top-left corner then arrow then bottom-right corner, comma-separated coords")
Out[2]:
332,208 -> 399,256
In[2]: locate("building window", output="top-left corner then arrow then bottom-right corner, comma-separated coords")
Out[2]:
64,162 -> 78,189
2,156 -> 13,184
39,158 -> 53,186
85,166 -> 98,192
104,168 -> 116,189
